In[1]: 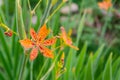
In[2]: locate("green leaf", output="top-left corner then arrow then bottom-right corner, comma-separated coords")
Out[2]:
0,50 -> 12,79
0,71 -> 5,80
96,72 -> 103,80
40,53 -> 60,80
76,11 -> 86,46
112,57 -> 120,80
102,53 -> 112,80
115,67 -> 120,80
64,49 -> 73,80
75,42 -> 87,77
93,44 -> 105,72
84,53 -> 94,80
0,30 -> 12,68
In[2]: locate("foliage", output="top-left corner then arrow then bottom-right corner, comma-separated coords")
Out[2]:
0,0 -> 120,80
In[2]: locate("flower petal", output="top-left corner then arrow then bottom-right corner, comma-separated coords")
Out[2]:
60,27 -> 79,50
30,47 -> 38,61
37,24 -> 49,42
19,39 -> 34,49
60,27 -> 68,42
43,37 -> 56,46
39,45 -> 54,58
30,28 -> 37,41
68,44 -> 79,50
98,1 -> 112,10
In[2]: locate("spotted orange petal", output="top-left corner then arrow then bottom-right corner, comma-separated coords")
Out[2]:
19,39 -> 34,49
43,37 -> 56,46
60,27 -> 68,42
37,24 -> 49,42
61,27 -> 73,45
66,37 -> 79,50
68,44 -> 79,50
30,28 -> 37,41
30,47 -> 38,61
60,27 -> 79,50
66,37 -> 73,45
39,45 -> 54,58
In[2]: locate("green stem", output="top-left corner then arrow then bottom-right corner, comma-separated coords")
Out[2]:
0,23 -> 9,30
16,0 -> 27,39
30,61 -> 33,80
31,0 -> 42,15
5,0 -> 9,24
28,0 -> 32,12
27,0 -> 32,38
36,58 -> 49,80
38,0 -> 51,30
18,55 -> 28,80
40,53 -> 61,80
0,23 -> 18,35
45,1 -> 65,23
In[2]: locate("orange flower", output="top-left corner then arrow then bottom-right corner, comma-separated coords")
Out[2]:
60,27 -> 79,50
98,0 -> 112,10
19,24 -> 56,61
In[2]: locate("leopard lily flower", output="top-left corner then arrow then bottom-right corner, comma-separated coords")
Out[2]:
98,0 -> 112,11
60,27 -> 79,50
19,24 -> 56,60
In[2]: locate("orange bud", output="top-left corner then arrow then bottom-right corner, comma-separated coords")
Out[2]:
4,30 -> 13,37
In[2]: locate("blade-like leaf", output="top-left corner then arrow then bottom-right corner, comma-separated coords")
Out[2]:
75,42 -> 87,77
115,67 -> 120,80
84,53 -> 94,80
112,57 -> 120,80
93,44 -> 105,72
102,53 -> 112,80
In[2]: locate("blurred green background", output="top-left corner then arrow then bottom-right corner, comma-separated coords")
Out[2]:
0,0 -> 120,80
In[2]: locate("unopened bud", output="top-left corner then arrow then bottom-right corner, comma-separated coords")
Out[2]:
4,30 -> 13,37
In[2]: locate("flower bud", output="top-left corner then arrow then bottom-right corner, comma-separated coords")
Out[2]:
4,30 -> 13,37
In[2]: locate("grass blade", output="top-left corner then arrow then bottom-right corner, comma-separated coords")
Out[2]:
93,44 -> 105,72
84,53 -> 94,80
112,57 -> 120,80
75,42 -> 87,77
102,53 -> 112,80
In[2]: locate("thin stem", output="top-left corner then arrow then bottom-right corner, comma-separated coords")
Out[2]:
5,0 -> 9,24
0,23 -> 9,30
16,0 -> 27,39
0,23 -> 18,35
30,61 -> 33,80
52,44 -> 64,51
40,53 -> 60,80
45,0 -> 68,23
28,0 -> 32,12
18,54 -> 28,80
36,58 -> 49,80
31,0 -> 42,15
39,0 -> 51,30
45,1 -> 65,23
27,0 -> 32,38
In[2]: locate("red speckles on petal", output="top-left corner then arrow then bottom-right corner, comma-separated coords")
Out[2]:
30,28 -> 37,41
39,45 -> 54,59
43,37 -> 56,46
30,47 -> 38,61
